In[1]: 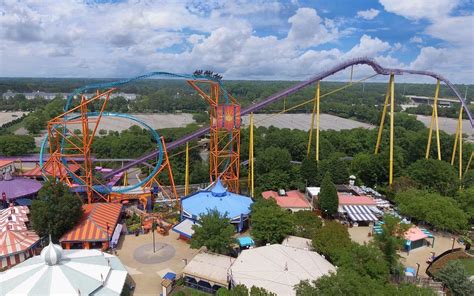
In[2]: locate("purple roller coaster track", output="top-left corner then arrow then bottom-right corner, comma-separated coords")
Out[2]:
104,57 -> 474,179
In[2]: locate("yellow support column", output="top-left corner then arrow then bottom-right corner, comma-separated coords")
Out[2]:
185,142 -> 189,196
375,78 -> 392,154
307,82 -> 319,157
465,152 -> 473,176
426,80 -> 441,159
389,73 -> 395,185
249,113 -> 255,198
123,170 -> 128,186
451,106 -> 463,165
315,81 -> 321,162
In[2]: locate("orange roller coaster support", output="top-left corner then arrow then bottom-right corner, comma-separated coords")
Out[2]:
187,80 -> 241,193
143,137 -> 179,203
45,89 -> 115,203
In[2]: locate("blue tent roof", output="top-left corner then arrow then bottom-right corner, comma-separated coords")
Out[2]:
182,180 -> 253,220
211,178 -> 227,197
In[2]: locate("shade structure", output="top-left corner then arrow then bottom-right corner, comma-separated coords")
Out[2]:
0,230 -> 40,257
110,224 -> 123,248
230,244 -> 336,296
181,179 -> 253,232
183,252 -> 235,287
60,203 -> 122,244
172,219 -> 199,239
343,205 -> 378,222
0,206 -> 41,269
0,175 -> 42,201
237,236 -> 255,248
0,242 -> 128,295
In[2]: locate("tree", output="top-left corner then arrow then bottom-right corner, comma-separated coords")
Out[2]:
317,156 -> 349,185
318,173 -> 338,217
23,114 -> 44,135
373,215 -> 409,274
434,260 -> 474,296
407,159 -> 459,196
291,210 -> 322,239
300,157 -> 318,186
30,178 -> 83,241
396,190 -> 468,232
312,221 -> 352,261
250,199 -> 294,245
217,285 -> 276,296
190,209 -> 235,255
0,135 -> 35,156
454,188 -> 474,224
294,270 -> 436,296
335,243 -> 390,282
255,147 -> 291,175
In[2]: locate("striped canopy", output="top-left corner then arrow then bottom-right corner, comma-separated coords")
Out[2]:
0,230 -> 40,257
343,205 -> 378,222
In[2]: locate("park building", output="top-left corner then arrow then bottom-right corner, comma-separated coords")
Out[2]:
173,179 -> 253,239
60,203 -> 123,250
262,189 -> 312,212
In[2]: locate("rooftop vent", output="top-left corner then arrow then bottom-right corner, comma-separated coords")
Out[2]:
278,189 -> 286,196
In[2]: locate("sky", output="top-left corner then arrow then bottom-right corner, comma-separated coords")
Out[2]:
0,0 -> 473,83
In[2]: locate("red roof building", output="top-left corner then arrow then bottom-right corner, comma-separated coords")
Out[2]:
60,203 -> 122,250
262,190 -> 312,212
338,194 -> 377,206
0,205 -> 40,269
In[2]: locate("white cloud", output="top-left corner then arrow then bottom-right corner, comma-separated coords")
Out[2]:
379,0 -> 459,20
344,35 -> 391,58
357,9 -> 380,20
0,0 -> 472,83
286,8 -> 339,48
409,36 -> 423,44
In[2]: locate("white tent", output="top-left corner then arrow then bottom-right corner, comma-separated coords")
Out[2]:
0,241 -> 128,295
230,244 -> 336,296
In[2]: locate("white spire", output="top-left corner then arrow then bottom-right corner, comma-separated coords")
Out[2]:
40,235 -> 63,266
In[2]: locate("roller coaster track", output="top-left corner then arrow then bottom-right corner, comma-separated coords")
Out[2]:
104,57 -> 474,179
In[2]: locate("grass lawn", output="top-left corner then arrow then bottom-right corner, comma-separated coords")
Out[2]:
459,258 -> 474,275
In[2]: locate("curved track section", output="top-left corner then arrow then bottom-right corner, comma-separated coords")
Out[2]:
104,57 -> 474,178
40,112 -> 163,193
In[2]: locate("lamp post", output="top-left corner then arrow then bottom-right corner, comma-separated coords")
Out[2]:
152,218 -> 157,253
106,222 -> 110,251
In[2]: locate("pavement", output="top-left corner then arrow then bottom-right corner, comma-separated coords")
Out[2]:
348,226 -> 464,277
115,231 -> 199,296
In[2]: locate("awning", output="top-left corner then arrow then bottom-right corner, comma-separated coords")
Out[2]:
343,205 -> 378,222
172,219 -> 199,238
110,223 -> 123,247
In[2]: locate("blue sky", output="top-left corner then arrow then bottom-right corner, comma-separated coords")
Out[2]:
0,0 -> 473,83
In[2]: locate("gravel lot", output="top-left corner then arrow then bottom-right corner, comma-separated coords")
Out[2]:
241,113 -> 374,131
416,115 -> 474,141
89,113 -> 195,131
0,111 -> 26,126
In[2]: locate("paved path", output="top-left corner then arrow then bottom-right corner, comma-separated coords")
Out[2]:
116,231 -> 199,295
